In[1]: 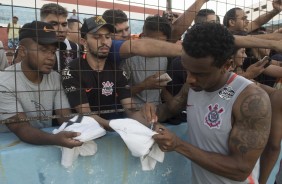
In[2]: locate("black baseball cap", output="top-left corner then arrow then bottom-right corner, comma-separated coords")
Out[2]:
19,21 -> 61,46
81,16 -> 115,38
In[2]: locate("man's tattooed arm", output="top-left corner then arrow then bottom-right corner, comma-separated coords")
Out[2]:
157,82 -> 189,122
229,85 -> 271,173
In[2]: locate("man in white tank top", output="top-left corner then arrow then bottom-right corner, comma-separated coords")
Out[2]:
152,23 -> 271,184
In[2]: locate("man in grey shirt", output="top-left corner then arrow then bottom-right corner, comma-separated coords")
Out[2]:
0,21 -> 82,148
122,15 -> 171,108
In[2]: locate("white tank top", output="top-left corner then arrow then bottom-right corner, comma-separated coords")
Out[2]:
186,73 -> 256,184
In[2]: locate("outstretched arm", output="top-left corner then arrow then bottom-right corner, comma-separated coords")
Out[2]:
251,33 -> 282,41
234,35 -> 282,53
247,0 -> 281,33
153,84 -> 271,181
119,38 -> 182,59
170,0 -> 209,42
263,64 -> 282,78
5,113 -> 82,148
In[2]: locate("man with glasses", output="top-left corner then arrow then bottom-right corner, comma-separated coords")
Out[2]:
223,1 -> 282,34
223,2 -> 282,85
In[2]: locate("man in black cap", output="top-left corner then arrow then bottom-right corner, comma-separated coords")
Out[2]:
62,16 -> 157,129
0,21 -> 82,148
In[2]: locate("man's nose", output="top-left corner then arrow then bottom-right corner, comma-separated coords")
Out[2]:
122,30 -> 129,37
57,24 -> 66,32
186,73 -> 196,84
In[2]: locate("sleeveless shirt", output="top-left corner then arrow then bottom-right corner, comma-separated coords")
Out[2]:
187,73 -> 255,184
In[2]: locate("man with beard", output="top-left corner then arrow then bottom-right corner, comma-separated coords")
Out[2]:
223,1 -> 282,34
62,16 -> 157,129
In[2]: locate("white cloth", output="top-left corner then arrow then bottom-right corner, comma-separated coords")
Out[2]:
109,118 -> 164,171
53,116 -> 106,168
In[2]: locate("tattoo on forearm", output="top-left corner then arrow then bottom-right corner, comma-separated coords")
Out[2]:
230,91 -> 271,155
157,83 -> 189,121
168,83 -> 188,113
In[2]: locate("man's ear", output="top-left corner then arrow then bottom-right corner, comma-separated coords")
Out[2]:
17,45 -> 27,58
80,38 -> 87,46
79,37 -> 84,45
80,38 -> 88,54
228,19 -> 236,27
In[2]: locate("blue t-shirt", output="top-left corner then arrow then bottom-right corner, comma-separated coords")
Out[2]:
109,40 -> 125,67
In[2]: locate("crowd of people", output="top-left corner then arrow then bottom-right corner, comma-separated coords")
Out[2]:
0,0 -> 282,183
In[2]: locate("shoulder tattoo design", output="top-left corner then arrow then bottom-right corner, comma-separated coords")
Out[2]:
230,90 -> 271,155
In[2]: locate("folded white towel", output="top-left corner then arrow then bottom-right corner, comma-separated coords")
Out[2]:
53,116 -> 106,168
109,118 -> 164,171
140,143 -> 164,170
60,141 -> 97,168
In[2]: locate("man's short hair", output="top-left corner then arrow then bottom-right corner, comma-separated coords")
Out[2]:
67,18 -> 81,28
143,15 -> 171,40
182,23 -> 235,68
223,8 -> 243,27
194,9 -> 215,24
102,9 -> 128,25
40,3 -> 68,19
13,16 -> 19,20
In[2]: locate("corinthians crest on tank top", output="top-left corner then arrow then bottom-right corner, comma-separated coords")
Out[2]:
186,73 -> 254,184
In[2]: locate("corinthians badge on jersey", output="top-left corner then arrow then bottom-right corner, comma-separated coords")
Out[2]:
218,86 -> 235,100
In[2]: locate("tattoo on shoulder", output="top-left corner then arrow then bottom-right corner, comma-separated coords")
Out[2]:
230,90 -> 271,155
